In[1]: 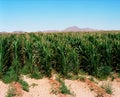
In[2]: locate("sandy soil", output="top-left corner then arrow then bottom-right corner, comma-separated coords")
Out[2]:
22,76 -> 96,97
1,76 -> 120,97
0,81 -> 9,97
22,76 -> 56,97
98,78 -> 120,97
65,79 -> 95,97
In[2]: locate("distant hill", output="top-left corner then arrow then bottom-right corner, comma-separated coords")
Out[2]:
63,26 -> 96,32
0,26 -> 98,33
43,30 -> 60,32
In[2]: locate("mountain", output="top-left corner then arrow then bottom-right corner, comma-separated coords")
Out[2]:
64,26 -> 96,32
43,30 -> 59,32
1,26 -> 97,33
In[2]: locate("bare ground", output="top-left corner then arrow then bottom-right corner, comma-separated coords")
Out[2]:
0,81 -> 9,97
1,76 -> 120,97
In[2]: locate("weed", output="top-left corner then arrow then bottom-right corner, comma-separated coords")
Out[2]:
79,70 -> 86,75
50,88 -> 60,95
118,73 -> 120,78
95,93 -> 103,97
97,66 -> 112,79
56,77 -> 71,94
89,77 -> 94,82
21,65 -> 29,75
89,77 -> 98,84
6,86 -> 16,97
79,76 -> 85,82
30,83 -> 38,88
101,82 -> 113,94
18,79 -> 29,92
90,87 -> 94,91
111,75 -> 115,81
2,67 -> 18,83
30,71 -> 42,79
59,81 -> 71,94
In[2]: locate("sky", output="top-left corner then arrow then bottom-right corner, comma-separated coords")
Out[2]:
0,0 -> 120,32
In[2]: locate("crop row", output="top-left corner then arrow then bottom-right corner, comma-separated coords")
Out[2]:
0,32 -> 120,82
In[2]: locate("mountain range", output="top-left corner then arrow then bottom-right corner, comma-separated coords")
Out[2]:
0,26 -> 97,33
43,26 -> 96,32
63,26 -> 96,32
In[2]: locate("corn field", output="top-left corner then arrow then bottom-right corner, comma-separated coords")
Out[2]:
0,32 -> 120,82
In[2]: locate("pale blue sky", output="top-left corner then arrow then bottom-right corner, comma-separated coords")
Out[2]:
0,0 -> 120,32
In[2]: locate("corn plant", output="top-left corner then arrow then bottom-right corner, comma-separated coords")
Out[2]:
0,32 -> 120,82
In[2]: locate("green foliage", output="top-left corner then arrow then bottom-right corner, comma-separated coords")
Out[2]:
18,79 -> 29,92
0,32 -> 120,81
118,73 -> 120,78
30,83 -> 38,88
60,83 -> 71,94
89,77 -> 94,82
56,77 -> 71,94
97,66 -> 112,79
101,82 -> 113,94
79,76 -> 85,82
30,71 -> 42,79
2,67 -> 18,83
21,65 -> 30,75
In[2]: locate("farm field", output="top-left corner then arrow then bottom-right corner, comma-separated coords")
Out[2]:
0,31 -> 120,97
